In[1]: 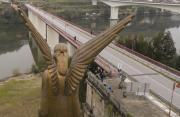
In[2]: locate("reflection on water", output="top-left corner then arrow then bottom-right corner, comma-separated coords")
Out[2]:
0,4 -> 34,79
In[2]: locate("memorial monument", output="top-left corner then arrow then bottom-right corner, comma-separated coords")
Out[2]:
12,4 -> 134,117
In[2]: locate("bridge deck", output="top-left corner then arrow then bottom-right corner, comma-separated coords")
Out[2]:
25,4 -> 180,110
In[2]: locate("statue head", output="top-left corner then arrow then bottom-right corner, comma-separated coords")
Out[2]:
54,43 -> 68,76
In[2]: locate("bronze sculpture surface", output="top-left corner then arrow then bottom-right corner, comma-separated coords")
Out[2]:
12,4 -> 134,117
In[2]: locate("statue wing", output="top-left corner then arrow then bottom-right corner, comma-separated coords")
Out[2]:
12,4 -> 59,95
65,14 -> 135,95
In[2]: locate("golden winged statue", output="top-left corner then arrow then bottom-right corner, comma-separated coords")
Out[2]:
12,4 -> 134,117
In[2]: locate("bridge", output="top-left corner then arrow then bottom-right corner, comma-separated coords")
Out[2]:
97,0 -> 180,19
0,0 -> 10,3
25,4 -> 180,113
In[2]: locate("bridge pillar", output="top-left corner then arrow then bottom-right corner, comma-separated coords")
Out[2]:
110,6 -> 119,20
92,0 -> 97,5
67,42 -> 76,58
47,25 -> 59,51
28,10 -> 46,39
110,19 -> 118,27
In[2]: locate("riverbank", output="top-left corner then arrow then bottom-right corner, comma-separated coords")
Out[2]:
0,74 -> 41,117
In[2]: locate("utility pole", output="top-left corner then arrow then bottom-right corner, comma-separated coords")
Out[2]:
169,82 -> 176,117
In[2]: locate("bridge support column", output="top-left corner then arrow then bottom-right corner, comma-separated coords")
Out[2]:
47,25 -> 59,51
67,42 -> 76,58
110,19 -> 118,27
92,0 -> 97,5
161,9 -> 165,13
28,9 -> 46,39
110,6 -> 119,20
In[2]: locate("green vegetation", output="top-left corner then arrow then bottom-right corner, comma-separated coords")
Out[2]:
105,103 -> 122,117
0,4 -> 28,54
0,75 -> 41,117
12,69 -> 21,76
31,64 -> 40,74
116,31 -> 180,70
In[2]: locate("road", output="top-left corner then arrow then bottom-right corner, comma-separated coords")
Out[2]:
26,4 -> 180,110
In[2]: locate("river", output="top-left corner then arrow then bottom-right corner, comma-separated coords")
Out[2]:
42,3 -> 180,54
0,2 -> 180,79
0,4 -> 34,79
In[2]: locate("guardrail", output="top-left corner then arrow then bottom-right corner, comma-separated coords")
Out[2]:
26,4 -> 180,82
113,43 -> 180,81
150,90 -> 180,114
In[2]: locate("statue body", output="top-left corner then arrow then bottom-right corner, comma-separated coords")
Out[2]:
12,5 -> 134,117
40,70 -> 80,117
39,44 -> 81,117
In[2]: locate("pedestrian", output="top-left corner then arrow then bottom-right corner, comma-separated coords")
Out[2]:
99,68 -> 104,82
117,68 -> 123,78
118,74 -> 126,89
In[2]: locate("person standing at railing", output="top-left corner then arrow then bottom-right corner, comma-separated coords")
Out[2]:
118,69 -> 127,98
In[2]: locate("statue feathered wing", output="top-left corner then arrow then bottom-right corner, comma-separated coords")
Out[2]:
12,4 -> 134,95
12,5 -> 59,95
65,14 -> 135,95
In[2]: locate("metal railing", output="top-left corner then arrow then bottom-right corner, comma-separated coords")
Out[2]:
114,43 -> 180,81
87,72 -> 130,117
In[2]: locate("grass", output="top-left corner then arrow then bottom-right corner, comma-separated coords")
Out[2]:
0,74 -> 41,117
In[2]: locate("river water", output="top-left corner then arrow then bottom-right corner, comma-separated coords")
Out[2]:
0,3 -> 180,79
50,5 -> 180,54
0,4 -> 34,79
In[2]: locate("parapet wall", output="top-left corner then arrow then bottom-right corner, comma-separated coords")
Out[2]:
83,72 -> 130,117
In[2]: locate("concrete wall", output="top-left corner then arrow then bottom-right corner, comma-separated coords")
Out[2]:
84,73 -> 128,117
86,84 -> 92,107
85,82 -> 105,117
92,89 -> 105,117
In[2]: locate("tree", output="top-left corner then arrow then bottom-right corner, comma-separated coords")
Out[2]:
151,31 -> 176,65
135,35 -> 153,57
176,56 -> 180,70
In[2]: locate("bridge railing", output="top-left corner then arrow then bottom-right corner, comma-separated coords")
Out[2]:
26,4 -> 120,76
114,43 -> 180,80
45,5 -> 180,80
26,4 -> 180,81
87,71 -> 130,116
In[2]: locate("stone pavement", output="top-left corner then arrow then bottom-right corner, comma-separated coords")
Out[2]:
106,78 -> 169,117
